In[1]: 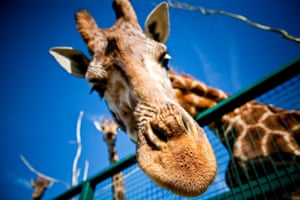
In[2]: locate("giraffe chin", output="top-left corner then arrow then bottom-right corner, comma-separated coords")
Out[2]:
136,125 -> 217,197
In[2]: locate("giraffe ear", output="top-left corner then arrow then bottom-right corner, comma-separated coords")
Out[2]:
144,2 -> 170,43
49,47 -> 89,78
93,120 -> 103,132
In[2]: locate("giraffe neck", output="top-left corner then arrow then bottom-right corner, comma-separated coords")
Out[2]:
105,140 -> 126,200
107,141 -> 119,164
169,70 -> 228,117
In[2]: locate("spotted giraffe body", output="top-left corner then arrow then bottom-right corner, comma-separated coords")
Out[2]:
94,117 -> 125,200
169,70 -> 300,192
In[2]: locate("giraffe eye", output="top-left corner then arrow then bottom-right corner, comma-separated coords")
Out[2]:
159,52 -> 171,70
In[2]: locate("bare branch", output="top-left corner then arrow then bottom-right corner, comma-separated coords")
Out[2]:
20,155 -> 69,188
83,160 -> 89,181
168,1 -> 300,43
72,111 -> 84,186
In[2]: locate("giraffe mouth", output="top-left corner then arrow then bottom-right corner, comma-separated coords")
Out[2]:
136,105 -> 217,197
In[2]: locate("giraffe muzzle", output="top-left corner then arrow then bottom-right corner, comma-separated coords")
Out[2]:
136,103 -> 217,197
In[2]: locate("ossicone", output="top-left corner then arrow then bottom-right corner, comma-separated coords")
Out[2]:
75,10 -> 99,44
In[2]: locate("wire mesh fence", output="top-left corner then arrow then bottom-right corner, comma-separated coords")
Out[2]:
93,127 -> 230,200
54,58 -> 300,199
209,73 -> 300,199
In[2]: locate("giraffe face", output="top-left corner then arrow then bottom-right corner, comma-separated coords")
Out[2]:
101,117 -> 118,143
50,1 -> 216,196
85,21 -> 174,141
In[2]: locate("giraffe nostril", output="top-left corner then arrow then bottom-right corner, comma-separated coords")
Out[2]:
88,77 -> 99,84
151,125 -> 168,143
182,114 -> 191,133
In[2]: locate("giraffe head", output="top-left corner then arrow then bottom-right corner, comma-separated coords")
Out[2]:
49,1 -> 216,196
31,177 -> 50,200
94,117 -> 119,146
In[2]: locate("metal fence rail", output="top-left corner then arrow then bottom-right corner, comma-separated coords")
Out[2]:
54,154 -> 136,200
53,57 -> 300,200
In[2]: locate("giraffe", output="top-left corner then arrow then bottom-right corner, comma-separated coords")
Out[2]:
49,0 -> 217,197
31,176 -> 50,200
168,70 -> 300,193
94,117 -> 126,200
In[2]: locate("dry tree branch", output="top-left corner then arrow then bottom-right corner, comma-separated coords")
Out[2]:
167,1 -> 300,43
72,111 -> 84,186
83,160 -> 89,181
21,110 -> 89,193
20,154 -> 69,188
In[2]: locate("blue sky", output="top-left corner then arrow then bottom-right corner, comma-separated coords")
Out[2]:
1,0 -> 300,199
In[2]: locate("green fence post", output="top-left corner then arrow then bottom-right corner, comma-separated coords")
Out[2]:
80,181 -> 94,200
